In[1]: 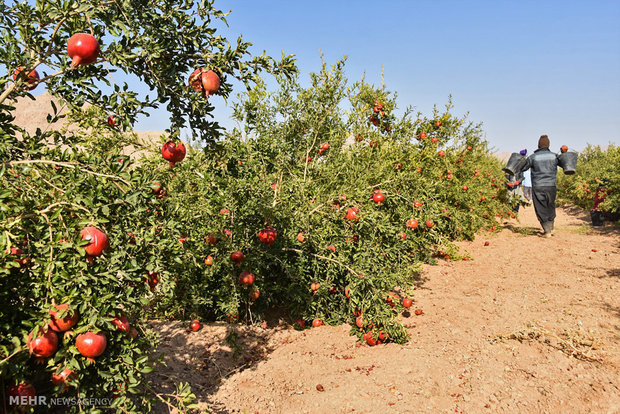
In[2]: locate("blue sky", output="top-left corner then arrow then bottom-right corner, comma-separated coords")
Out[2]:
129,1 -> 619,152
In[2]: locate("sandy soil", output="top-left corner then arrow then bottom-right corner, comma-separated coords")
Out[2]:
148,204 -> 620,414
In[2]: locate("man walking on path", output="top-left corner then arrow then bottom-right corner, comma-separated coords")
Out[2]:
521,135 -> 559,238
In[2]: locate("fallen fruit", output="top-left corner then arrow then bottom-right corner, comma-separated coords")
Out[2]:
189,320 -> 201,332
414,309 -> 424,315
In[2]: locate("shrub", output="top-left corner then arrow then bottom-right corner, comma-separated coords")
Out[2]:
151,60 -> 511,345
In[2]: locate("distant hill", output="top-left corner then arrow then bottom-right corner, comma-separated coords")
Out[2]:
494,152 -> 512,163
9,92 -> 165,157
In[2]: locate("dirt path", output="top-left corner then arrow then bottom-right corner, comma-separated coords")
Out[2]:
150,205 -> 620,414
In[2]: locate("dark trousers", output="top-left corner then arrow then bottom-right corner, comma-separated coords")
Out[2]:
532,186 -> 557,224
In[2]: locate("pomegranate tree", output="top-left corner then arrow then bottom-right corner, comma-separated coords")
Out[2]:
0,0 -> 296,411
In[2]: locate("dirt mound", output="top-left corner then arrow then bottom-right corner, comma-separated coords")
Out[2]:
148,204 -> 620,413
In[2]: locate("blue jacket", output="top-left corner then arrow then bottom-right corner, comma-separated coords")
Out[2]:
521,147 -> 559,187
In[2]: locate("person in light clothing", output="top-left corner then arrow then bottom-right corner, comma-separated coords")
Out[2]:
522,169 -> 532,201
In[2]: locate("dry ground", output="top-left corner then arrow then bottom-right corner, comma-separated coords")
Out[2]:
148,204 -> 619,414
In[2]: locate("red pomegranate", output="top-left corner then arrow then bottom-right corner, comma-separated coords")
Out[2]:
189,320 -> 201,332
406,219 -> 419,229
249,289 -> 260,301
51,368 -> 76,386
346,207 -> 360,221
201,70 -> 220,96
258,226 -> 277,246
188,68 -> 220,97
67,33 -> 100,68
111,315 -> 130,333
238,271 -> 255,287
7,382 -> 36,403
188,68 -> 203,91
372,191 -> 385,204
151,182 -> 162,194
230,251 -> 244,265
363,332 -> 377,346
49,304 -> 78,332
146,271 -> 159,291
12,67 -> 40,90
80,226 -> 109,257
161,140 -> 186,167
75,332 -> 107,358
27,328 -> 58,358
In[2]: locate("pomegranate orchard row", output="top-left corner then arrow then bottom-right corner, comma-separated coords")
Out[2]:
149,61 -> 513,347
556,144 -> 619,216
1,2 -> 517,413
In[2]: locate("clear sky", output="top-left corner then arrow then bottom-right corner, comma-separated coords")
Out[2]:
139,1 -> 619,152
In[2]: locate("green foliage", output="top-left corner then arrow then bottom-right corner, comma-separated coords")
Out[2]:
150,60 -> 511,346
557,144 -> 620,215
0,1 -> 294,412
0,0 -> 296,142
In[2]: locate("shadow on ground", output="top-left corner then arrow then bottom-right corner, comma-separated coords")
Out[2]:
503,223 -> 541,236
146,320 -> 287,412
601,269 -> 620,280
561,205 -> 620,236
412,270 -> 430,290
